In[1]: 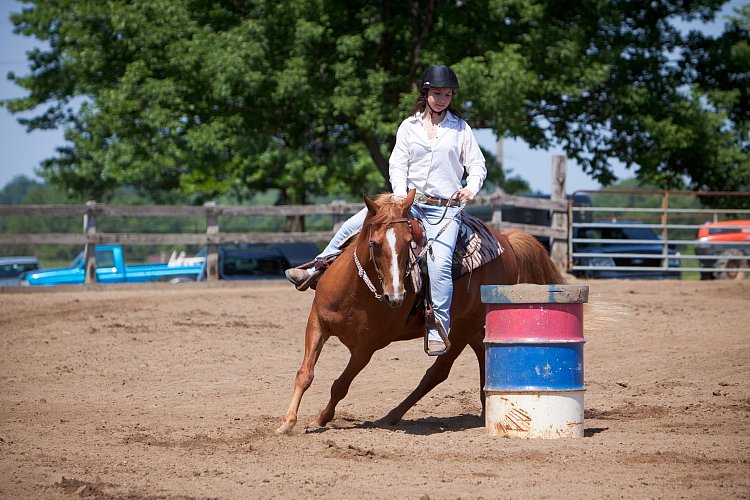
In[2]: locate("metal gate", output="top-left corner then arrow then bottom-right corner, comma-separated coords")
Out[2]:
567,190 -> 750,279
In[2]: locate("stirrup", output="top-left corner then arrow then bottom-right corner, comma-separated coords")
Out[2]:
425,339 -> 448,356
423,304 -> 451,356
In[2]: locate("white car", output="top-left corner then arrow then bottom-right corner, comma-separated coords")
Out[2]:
0,256 -> 41,286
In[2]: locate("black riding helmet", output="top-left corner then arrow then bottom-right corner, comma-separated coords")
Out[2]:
418,65 -> 459,92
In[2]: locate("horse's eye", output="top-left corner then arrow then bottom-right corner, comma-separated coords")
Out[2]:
370,241 -> 381,249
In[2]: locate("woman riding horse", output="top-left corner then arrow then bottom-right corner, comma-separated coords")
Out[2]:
286,65 -> 486,356
275,190 -> 565,435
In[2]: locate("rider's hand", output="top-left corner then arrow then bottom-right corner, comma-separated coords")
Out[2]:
456,188 -> 475,205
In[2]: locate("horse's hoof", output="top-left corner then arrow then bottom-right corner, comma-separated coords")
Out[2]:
275,422 -> 294,435
374,415 -> 400,427
305,420 -> 325,431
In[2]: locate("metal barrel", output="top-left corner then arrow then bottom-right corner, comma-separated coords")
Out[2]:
481,284 -> 589,438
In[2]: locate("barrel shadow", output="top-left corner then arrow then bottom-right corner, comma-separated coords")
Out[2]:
584,427 -> 608,437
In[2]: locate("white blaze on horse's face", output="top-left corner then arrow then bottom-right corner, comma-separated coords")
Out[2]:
384,228 -> 404,304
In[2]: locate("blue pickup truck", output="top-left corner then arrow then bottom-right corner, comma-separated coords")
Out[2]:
20,245 -> 205,286
18,242 -> 321,286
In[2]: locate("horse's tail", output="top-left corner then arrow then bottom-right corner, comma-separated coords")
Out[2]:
505,230 -> 566,285
504,230 -> 630,336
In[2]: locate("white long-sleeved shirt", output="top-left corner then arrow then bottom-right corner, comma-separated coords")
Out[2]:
389,110 -> 487,199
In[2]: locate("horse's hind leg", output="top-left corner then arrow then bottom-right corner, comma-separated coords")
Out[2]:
377,339 -> 470,426
309,346 -> 375,429
276,311 -> 327,435
467,331 -> 487,416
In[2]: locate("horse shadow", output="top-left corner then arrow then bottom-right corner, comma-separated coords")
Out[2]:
376,413 -> 485,435
304,413 -> 609,437
301,413 -> 484,436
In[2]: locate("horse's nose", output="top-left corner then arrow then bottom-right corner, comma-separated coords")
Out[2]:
383,293 -> 404,308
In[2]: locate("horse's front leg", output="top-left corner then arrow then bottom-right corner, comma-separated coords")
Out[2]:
309,346 -> 375,429
276,310 -> 327,435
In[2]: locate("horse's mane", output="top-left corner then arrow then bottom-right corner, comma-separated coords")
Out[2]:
367,194 -> 406,227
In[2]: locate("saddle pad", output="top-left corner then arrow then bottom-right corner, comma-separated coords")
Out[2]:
452,213 -> 504,279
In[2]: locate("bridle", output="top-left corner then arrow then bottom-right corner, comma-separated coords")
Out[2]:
353,194 -> 465,302
353,216 -> 416,302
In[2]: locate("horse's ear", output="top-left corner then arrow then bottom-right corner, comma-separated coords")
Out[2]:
405,189 -> 416,205
402,189 -> 416,215
363,194 -> 378,216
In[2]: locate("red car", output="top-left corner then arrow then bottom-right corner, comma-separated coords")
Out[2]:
696,220 -> 750,280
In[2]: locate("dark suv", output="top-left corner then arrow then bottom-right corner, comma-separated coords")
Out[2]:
197,243 -> 320,280
570,221 -> 681,279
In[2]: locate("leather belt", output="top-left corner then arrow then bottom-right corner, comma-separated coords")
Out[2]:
415,193 -> 460,207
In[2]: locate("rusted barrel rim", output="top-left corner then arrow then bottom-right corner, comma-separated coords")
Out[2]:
481,284 -> 589,304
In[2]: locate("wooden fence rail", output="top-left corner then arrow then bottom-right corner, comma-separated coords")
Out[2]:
0,157 -> 571,282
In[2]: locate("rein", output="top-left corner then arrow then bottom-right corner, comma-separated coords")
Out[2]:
406,201 -> 467,274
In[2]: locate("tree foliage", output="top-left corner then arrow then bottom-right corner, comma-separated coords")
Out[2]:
4,0 -> 749,204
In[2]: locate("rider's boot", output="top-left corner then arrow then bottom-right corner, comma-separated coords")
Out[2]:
285,268 -> 310,286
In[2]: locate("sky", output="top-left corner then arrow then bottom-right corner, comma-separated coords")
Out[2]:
1,0 -> 745,195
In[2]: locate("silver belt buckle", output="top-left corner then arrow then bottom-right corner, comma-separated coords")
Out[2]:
416,193 -> 428,205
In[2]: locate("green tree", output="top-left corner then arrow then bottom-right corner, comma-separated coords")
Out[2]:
0,175 -> 43,204
0,177 -> 84,262
4,0 -> 748,209
681,4 -> 750,193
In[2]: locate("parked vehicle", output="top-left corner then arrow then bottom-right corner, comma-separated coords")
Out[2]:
695,220 -> 750,280
19,242 -> 321,286
571,221 -> 681,279
199,244 -> 284,281
465,193 -> 593,251
273,242 -> 321,268
20,245 -> 205,286
0,256 -> 41,286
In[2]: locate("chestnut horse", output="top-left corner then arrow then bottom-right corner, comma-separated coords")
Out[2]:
276,189 -> 565,434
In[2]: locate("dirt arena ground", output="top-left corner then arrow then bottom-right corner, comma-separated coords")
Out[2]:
1,278 -> 748,499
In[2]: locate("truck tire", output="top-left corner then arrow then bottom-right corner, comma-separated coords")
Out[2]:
699,269 -> 715,280
713,249 -> 748,280
169,276 -> 198,283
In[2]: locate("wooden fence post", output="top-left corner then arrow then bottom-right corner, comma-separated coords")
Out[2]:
491,189 -> 505,224
83,200 -> 98,284
205,202 -> 219,281
550,156 -> 568,273
330,199 -> 346,231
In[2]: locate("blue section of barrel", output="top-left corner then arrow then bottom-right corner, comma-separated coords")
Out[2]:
484,342 -> 585,392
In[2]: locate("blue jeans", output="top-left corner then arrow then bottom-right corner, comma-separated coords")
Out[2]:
317,207 -> 368,259
415,203 -> 462,341
318,203 -> 461,342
